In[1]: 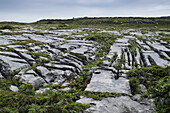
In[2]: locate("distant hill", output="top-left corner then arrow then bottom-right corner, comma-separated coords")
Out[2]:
35,16 -> 170,25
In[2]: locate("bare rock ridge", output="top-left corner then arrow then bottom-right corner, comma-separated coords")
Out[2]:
0,27 -> 169,113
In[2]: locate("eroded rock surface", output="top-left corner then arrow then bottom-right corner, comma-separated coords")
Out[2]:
85,69 -> 131,95
77,96 -> 155,113
0,28 -> 169,113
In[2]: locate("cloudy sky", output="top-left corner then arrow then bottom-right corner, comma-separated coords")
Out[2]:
0,0 -> 170,22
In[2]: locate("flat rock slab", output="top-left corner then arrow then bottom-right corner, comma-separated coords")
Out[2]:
0,51 -> 21,58
143,50 -> 170,67
100,30 -> 121,35
59,44 -> 79,51
116,38 -> 129,43
146,41 -> 169,52
19,52 -> 35,61
77,96 -> 155,113
28,35 -> 55,43
85,69 -> 131,95
130,32 -> 143,37
71,46 -> 89,54
107,45 -> 122,59
0,54 -> 29,71
57,57 -> 82,71
0,35 -> 29,45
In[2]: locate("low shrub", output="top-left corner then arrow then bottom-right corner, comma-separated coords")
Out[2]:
127,66 -> 170,112
0,25 -> 13,29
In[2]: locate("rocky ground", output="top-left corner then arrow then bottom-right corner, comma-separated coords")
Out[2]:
0,18 -> 170,113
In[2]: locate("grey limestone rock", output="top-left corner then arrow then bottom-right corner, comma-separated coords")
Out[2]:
19,74 -> 45,90
9,85 -> 19,92
77,96 -> 155,113
143,50 -> 170,67
0,52 -> 29,72
36,66 -> 56,82
35,87 -> 50,94
0,73 -> 4,79
71,46 -> 89,55
132,94 -> 143,100
85,69 -> 131,95
0,59 -> 11,77
36,66 -> 50,77
139,84 -> 147,92
45,63 -> 77,73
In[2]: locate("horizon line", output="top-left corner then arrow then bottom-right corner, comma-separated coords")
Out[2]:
0,15 -> 170,23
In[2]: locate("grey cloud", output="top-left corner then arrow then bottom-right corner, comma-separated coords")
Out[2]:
0,0 -> 170,22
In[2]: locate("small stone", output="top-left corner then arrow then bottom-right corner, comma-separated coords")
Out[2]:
9,85 -> 19,92
132,94 -> 143,100
0,73 -> 4,79
61,87 -> 70,91
139,84 -> 147,92
35,88 -> 50,94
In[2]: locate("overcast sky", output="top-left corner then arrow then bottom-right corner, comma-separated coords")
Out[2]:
0,0 -> 170,22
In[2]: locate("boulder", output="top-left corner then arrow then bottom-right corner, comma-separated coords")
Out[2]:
19,74 -> 45,90
36,66 -> 56,82
52,70 -> 66,84
45,72 -> 56,82
36,66 -> 50,77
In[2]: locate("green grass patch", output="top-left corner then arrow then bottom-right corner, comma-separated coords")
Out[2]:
83,91 -> 126,100
27,51 -> 49,57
